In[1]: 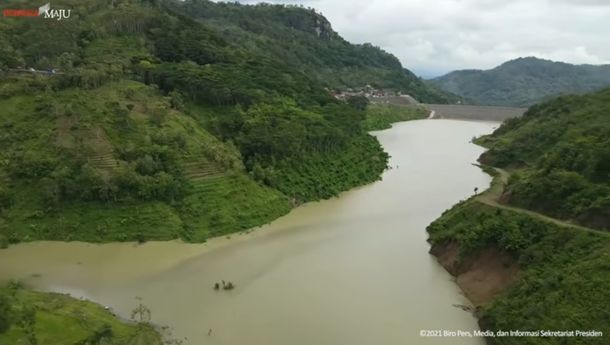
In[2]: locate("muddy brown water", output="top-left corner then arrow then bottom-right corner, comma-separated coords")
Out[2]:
0,119 -> 497,345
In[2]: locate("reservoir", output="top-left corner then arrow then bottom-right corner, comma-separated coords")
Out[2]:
0,119 -> 496,345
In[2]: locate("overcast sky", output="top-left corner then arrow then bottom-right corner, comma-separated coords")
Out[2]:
229,0 -> 610,78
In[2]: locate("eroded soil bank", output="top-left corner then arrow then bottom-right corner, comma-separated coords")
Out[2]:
430,241 -> 519,306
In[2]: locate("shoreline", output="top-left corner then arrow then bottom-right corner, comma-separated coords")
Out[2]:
0,119 -> 496,345
0,118 -> 499,301
0,118 -> 500,252
0,118 -> 494,283
425,144 -> 519,335
429,240 -> 519,307
0,116 -> 422,253
0,119 -> 502,303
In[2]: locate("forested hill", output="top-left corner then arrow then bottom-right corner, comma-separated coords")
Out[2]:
429,57 -> 610,106
0,0 -> 439,245
478,87 -> 610,231
426,87 -> 610,343
169,0 -> 455,103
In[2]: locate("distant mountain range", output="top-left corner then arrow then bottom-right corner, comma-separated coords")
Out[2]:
428,57 -> 610,106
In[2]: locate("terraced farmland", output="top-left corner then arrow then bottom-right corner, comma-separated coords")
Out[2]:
182,160 -> 226,181
425,104 -> 527,121
84,127 -> 120,180
178,173 -> 292,241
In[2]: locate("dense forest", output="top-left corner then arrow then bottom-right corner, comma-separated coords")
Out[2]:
429,57 -> 610,106
478,88 -> 610,231
168,1 -> 459,103
0,0 -> 442,245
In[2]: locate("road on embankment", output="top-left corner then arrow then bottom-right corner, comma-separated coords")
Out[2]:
476,167 -> 610,237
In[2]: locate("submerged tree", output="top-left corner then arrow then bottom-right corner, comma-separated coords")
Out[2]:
131,296 -> 152,323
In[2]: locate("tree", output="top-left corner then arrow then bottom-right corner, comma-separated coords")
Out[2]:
0,40 -> 25,70
131,297 -> 152,323
347,95 -> 369,111
168,91 -> 185,111
17,306 -> 37,345
136,60 -> 154,85
0,293 -> 11,333
74,324 -> 113,345
149,102 -> 169,127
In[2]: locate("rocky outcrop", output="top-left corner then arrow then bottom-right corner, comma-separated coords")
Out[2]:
312,14 -> 335,40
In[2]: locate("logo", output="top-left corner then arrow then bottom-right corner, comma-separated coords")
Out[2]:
3,3 -> 71,21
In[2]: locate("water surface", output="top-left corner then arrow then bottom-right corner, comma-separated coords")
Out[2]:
0,119 -> 496,345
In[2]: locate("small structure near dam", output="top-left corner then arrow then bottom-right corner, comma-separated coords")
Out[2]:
425,104 -> 527,121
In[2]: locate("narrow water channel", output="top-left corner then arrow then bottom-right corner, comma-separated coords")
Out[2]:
0,119 -> 497,345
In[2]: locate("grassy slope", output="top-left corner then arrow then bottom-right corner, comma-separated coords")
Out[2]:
0,80 -> 292,244
1,81 -> 430,244
476,88 -> 610,231
0,286 -> 162,345
363,104 -> 428,131
179,173 -> 291,242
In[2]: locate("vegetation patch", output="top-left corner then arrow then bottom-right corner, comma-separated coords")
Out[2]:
0,284 -> 162,345
0,0 -> 436,245
363,103 -> 428,131
476,88 -> 610,231
178,173 -> 292,242
429,57 -> 610,106
428,95 -> 610,342
427,201 -> 610,345
0,81 -> 294,244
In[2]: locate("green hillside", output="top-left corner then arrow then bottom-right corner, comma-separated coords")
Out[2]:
429,57 -> 610,106
172,0 -> 457,104
428,201 -> 610,345
0,79 -> 293,244
427,88 -> 610,344
0,283 -> 163,345
363,103 -> 428,131
0,0 -> 439,245
478,88 -> 610,231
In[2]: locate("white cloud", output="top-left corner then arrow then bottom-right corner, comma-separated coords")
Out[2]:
224,0 -> 610,77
